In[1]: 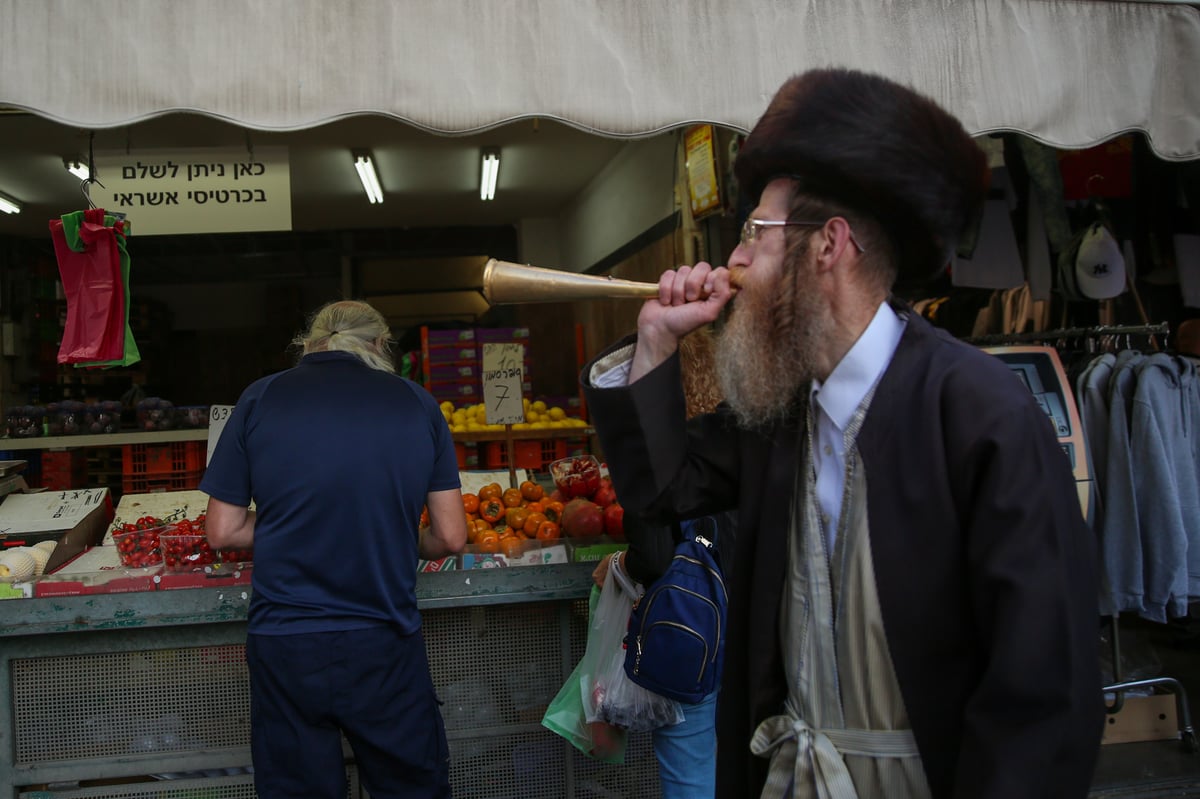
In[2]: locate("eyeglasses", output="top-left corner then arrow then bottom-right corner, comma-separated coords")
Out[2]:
740,217 -> 867,253
740,218 -> 823,247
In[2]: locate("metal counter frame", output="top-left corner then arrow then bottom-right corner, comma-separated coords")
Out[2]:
0,563 -> 659,798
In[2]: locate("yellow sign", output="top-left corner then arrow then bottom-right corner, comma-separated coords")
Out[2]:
685,124 -> 721,218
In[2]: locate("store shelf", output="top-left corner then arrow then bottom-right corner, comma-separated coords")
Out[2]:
0,428 -> 209,451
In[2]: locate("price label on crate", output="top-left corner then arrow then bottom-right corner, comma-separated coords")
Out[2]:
481,343 -> 526,425
206,405 -> 235,466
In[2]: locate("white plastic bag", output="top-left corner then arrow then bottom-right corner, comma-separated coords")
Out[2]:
580,553 -> 684,732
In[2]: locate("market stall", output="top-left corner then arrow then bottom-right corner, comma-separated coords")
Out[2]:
2,2 -> 1200,798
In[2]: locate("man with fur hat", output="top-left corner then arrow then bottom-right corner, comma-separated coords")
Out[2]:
583,69 -> 1103,798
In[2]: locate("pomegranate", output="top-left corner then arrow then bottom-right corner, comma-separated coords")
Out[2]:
603,503 -> 625,540
592,479 -> 617,508
561,498 -> 604,538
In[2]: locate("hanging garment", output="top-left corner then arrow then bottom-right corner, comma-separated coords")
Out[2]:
951,200 -> 1025,290
1076,352 -> 1117,614
1129,354 -> 1199,619
1101,351 -> 1147,617
50,208 -> 127,364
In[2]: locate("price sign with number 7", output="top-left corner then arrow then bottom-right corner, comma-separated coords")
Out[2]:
481,343 -> 526,425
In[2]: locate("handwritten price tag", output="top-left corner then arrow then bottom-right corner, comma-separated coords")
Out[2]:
482,343 -> 526,425
206,404 -> 235,466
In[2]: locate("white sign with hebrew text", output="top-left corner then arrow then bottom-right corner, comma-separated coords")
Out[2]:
94,147 -> 292,235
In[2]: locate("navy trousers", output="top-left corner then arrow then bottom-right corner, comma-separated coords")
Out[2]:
246,625 -> 450,799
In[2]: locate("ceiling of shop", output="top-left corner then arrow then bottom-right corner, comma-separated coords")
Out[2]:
0,109 -> 642,285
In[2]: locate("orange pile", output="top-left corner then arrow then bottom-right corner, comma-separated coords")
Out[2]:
462,480 -> 563,554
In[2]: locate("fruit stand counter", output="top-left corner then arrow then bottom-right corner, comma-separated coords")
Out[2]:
0,563 -> 658,799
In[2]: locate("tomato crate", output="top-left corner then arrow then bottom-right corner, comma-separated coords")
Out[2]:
481,439 -> 566,471
123,441 -> 207,477
122,468 -> 205,495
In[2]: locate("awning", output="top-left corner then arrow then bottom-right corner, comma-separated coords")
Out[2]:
2,0 -> 1198,160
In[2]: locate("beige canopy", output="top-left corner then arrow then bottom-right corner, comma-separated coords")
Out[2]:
1,0 -> 1198,160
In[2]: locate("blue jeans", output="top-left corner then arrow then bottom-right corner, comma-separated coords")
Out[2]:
652,691 -> 718,799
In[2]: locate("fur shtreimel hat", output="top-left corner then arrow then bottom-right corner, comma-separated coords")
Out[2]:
735,68 -> 988,284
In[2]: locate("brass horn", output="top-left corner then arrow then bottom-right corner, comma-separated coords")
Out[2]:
481,258 -> 660,305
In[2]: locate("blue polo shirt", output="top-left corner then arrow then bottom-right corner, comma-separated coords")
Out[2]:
200,351 -> 460,635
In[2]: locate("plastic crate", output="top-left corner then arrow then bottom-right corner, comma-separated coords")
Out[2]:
454,441 -> 478,470
474,326 -> 531,343
425,327 -> 475,345
481,439 -> 566,471
425,345 -> 478,363
123,441 -> 207,477
428,362 -> 479,382
122,468 -> 205,495
40,449 -> 87,490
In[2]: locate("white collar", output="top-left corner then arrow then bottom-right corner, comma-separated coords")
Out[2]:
811,302 -> 906,431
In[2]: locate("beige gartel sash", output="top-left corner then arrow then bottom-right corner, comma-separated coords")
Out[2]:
752,394 -> 931,799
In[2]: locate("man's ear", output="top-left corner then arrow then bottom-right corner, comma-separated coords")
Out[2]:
822,217 -> 859,265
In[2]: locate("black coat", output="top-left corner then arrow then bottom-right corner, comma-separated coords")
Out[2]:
583,310 -> 1104,799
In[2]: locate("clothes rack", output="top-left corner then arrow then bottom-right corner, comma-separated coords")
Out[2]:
964,322 -> 1170,348
969,323 -> 1197,751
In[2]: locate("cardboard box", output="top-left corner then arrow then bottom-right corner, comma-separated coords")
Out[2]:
155,562 -> 252,590
459,540 -> 568,569
34,545 -> 159,596
568,537 -> 627,563
460,551 -> 509,569
104,489 -> 215,545
1102,693 -> 1180,745
0,487 -> 112,573
457,470 -> 533,495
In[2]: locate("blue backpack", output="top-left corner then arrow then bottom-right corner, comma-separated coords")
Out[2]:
623,517 -> 728,704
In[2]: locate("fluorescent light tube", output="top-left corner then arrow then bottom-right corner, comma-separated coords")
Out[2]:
0,193 -> 21,214
354,154 -> 383,204
480,150 -> 499,201
65,160 -> 90,181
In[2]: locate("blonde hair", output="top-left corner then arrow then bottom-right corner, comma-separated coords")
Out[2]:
680,327 -> 722,419
294,300 -> 396,373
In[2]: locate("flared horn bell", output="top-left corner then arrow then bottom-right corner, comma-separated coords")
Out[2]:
481,258 -> 660,305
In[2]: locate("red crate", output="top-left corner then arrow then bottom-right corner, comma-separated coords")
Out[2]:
123,441 -> 207,477
481,439 -> 566,471
474,326 -> 531,343
40,450 -> 87,489
453,442 -> 478,470
425,327 -> 475,345
122,468 -> 205,495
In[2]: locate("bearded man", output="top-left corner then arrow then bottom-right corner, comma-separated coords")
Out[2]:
582,69 -> 1103,799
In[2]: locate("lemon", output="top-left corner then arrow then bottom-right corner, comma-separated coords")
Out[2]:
451,424 -> 466,433
532,400 -> 547,413
440,400 -> 454,413
548,407 -> 566,421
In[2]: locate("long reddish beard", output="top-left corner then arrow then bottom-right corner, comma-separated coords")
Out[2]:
715,260 -> 831,429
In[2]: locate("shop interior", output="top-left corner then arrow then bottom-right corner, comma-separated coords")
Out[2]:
2,106 -> 1200,797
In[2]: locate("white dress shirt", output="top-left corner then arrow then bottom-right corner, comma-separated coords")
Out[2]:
810,302 -> 906,554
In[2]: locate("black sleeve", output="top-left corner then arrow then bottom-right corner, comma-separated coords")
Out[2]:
622,513 -> 677,585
